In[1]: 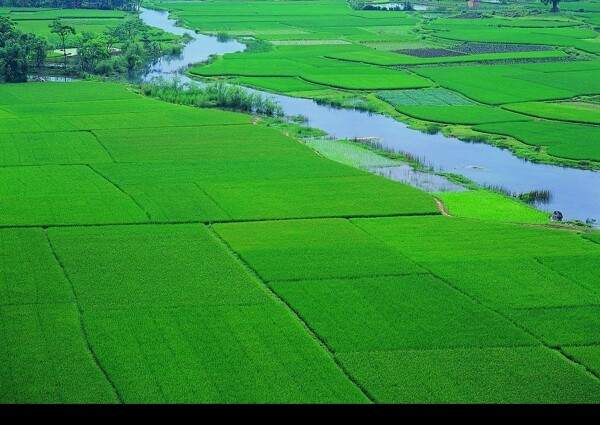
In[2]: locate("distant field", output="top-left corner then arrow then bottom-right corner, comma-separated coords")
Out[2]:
1,7 -> 128,46
474,121 -> 600,161
171,0 -> 600,165
504,101 -> 600,125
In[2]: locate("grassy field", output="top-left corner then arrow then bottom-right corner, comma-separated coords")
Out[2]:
2,0 -> 600,404
1,7 -> 128,46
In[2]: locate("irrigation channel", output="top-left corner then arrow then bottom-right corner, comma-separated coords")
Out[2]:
138,7 -> 600,225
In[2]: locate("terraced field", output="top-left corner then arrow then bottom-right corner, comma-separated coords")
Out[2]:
142,0 -> 600,167
1,81 -> 599,403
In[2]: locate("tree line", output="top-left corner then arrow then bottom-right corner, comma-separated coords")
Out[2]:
0,17 -> 47,82
1,14 -> 182,82
0,0 -> 141,11
49,16 -> 181,75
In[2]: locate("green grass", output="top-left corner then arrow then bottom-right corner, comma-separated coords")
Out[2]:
84,304 -> 368,403
235,77 -> 324,92
423,258 -> 599,309
352,216 -> 598,263
271,275 -> 536,352
435,191 -> 551,224
395,106 -> 529,125
413,65 -> 578,105
200,175 -> 439,220
474,121 -> 600,161
93,124 -> 309,163
0,165 -> 148,226
47,224 -> 271,310
0,131 -> 112,166
503,101 -> 600,125
213,218 -> 426,282
0,304 -> 119,404
338,347 -> 600,403
562,345 -> 600,377
0,228 -> 72,305
507,306 -> 600,346
536,254 -> 600,295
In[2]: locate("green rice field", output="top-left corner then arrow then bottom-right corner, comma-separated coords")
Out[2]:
2,0 -> 600,405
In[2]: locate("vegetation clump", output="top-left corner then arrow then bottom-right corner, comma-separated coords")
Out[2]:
140,77 -> 284,116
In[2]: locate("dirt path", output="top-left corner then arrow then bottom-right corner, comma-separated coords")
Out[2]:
434,197 -> 451,217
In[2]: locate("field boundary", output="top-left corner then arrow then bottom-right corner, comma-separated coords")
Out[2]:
206,224 -> 376,404
86,164 -> 153,222
43,229 -> 124,404
351,219 -> 600,385
86,130 -> 118,162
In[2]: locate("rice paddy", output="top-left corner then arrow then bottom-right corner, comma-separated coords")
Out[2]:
2,0 -> 600,405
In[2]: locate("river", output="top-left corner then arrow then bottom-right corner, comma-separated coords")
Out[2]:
138,7 -> 600,226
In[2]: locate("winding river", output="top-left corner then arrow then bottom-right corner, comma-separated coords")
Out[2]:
138,7 -> 600,225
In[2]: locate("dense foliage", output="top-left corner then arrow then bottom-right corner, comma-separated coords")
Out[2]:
140,78 -> 284,116
0,0 -> 141,10
0,17 -> 47,82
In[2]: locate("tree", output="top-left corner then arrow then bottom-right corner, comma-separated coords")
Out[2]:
0,40 -> 28,83
118,17 -> 147,42
541,0 -> 560,12
78,34 -> 110,73
49,19 -> 76,70
0,16 -> 38,83
23,33 -> 49,69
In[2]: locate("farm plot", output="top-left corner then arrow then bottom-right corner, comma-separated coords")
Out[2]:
338,347 -> 600,403
270,275 -> 536,352
93,124 -> 312,163
193,55 -> 432,90
452,43 -> 555,54
326,49 -> 568,66
0,82 -> 140,105
0,304 -> 119,404
352,216 -> 600,309
0,165 -> 148,226
536,255 -> 600,295
92,156 -> 369,222
235,77 -> 324,93
413,65 -> 578,104
503,101 -> 600,125
434,190 -> 550,224
562,346 -> 600,377
83,304 -> 367,403
47,224 -> 272,310
507,306 -> 600,346
428,25 -> 600,53
0,228 -> 72,305
0,131 -> 112,166
393,106 -> 528,125
47,223 -> 366,403
420,258 -> 599,309
199,175 -> 439,221
213,218 -> 426,282
377,88 -> 475,106
474,121 -> 600,161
